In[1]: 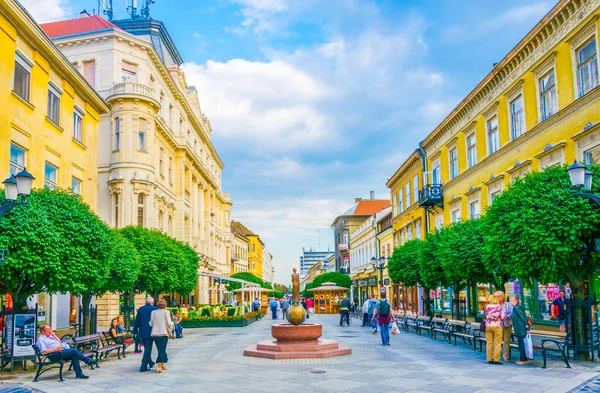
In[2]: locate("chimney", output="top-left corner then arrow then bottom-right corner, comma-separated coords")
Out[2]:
354,197 -> 361,203
370,191 -> 375,200
80,9 -> 91,17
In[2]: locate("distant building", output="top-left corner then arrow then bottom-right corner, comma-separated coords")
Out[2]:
299,249 -> 334,273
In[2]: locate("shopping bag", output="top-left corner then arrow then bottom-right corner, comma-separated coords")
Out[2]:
391,321 -> 400,335
524,333 -> 534,359
370,319 -> 377,329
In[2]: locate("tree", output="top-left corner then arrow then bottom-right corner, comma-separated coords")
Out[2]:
302,272 -> 351,297
484,164 -> 600,359
226,272 -> 269,292
118,226 -> 199,301
388,239 -> 422,288
0,188 -> 114,309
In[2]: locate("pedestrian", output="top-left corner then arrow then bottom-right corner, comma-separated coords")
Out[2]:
510,295 -> 530,365
276,298 -> 282,319
172,312 -> 183,338
484,294 -> 505,364
301,298 -> 310,319
281,297 -> 290,319
252,298 -> 261,312
36,324 -> 98,379
551,291 -> 568,333
372,292 -> 394,346
362,297 -> 371,327
306,297 -> 314,315
133,297 -> 158,372
368,294 -> 380,334
269,298 -> 278,320
339,296 -> 350,326
149,299 -> 173,373
498,290 -> 513,363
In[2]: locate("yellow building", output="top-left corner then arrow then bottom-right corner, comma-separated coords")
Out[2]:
375,208 -> 394,303
0,0 -> 108,329
416,0 -> 600,321
231,220 -> 263,279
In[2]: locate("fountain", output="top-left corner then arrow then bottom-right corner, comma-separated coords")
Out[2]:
244,268 -> 352,359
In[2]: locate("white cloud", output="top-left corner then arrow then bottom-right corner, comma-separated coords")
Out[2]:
20,0 -> 71,22
483,1 -> 554,32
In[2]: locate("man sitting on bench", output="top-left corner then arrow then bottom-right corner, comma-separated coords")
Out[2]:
36,324 -> 98,379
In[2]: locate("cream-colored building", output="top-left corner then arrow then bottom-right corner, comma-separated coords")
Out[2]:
41,14 -> 232,322
231,221 -> 250,275
262,247 -> 274,286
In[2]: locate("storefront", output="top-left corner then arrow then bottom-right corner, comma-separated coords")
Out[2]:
308,282 -> 350,314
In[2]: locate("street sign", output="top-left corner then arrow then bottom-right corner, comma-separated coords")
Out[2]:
380,286 -> 385,292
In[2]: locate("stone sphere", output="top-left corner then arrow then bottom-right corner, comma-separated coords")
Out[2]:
286,304 -> 306,326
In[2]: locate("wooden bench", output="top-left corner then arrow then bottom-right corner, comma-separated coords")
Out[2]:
529,330 -> 570,368
433,319 -> 466,343
415,316 -> 434,336
452,322 -> 477,349
32,345 -> 64,382
102,332 -> 133,358
73,334 -> 121,366
423,317 -> 446,338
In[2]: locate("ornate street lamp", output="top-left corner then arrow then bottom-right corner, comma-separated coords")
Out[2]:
567,160 -> 587,188
1,168 -> 35,265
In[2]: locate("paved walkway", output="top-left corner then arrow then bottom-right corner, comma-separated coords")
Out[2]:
1,314 -> 600,393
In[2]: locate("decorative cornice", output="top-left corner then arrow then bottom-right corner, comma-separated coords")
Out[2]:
385,150 -> 421,188
464,185 -> 482,197
506,159 -> 533,174
535,141 -> 567,159
483,173 -> 506,186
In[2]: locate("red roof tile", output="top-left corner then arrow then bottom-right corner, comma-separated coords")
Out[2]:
40,15 -> 119,38
353,200 -> 390,215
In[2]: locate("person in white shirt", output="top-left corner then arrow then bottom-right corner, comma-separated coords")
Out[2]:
149,299 -> 173,374
362,298 -> 371,327
36,324 -> 98,379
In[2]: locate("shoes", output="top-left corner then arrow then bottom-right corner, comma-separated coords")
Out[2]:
488,361 -> 493,364
88,358 -> 99,366
156,362 -> 164,374
75,374 -> 89,379
372,329 -> 377,334
515,361 -> 528,365
162,363 -> 167,370
149,361 -> 156,368
386,343 -> 390,346
139,366 -> 151,372
133,350 -> 143,354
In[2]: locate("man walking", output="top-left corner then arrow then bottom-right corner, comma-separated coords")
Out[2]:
372,293 -> 394,346
499,291 -> 513,363
133,297 -> 157,372
339,296 -> 350,326
36,324 -> 98,379
362,297 -> 371,327
551,291 -> 568,333
269,298 -> 278,320
281,297 -> 290,319
368,294 -> 379,334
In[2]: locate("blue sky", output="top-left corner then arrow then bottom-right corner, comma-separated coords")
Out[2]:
23,0 -> 557,284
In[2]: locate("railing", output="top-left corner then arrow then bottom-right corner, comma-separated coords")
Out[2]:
419,184 -> 443,207
108,82 -> 157,101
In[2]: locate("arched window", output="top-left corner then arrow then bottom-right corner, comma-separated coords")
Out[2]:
158,210 -> 164,231
137,193 -> 145,227
168,216 -> 173,235
114,194 -> 119,228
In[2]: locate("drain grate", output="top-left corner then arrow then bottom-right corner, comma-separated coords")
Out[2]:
310,370 -> 327,374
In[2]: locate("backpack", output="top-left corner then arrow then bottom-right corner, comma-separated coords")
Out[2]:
378,301 -> 390,316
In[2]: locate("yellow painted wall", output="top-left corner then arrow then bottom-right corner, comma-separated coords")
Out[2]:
0,5 -> 104,209
247,235 -> 263,279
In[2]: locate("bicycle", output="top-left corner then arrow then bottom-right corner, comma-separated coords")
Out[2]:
59,323 -> 84,346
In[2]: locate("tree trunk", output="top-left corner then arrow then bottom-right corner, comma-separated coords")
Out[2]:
567,273 -> 590,361
453,287 -> 461,320
81,294 -> 92,336
9,291 -> 31,311
422,287 -> 431,317
150,291 -> 160,305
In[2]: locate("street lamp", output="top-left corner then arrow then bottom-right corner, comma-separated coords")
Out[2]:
567,161 -> 587,188
372,256 -> 387,289
1,168 -> 35,265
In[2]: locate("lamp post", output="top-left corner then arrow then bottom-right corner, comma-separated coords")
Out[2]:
372,256 -> 387,293
0,168 -> 35,265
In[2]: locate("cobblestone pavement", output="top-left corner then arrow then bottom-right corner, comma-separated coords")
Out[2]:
2,314 -> 600,393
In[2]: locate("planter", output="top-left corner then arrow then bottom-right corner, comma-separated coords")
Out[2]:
181,312 -> 265,328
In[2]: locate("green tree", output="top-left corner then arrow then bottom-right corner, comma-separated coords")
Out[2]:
0,188 -> 114,309
484,164 -> 600,359
226,272 -> 269,291
388,239 -> 422,288
302,272 -> 351,297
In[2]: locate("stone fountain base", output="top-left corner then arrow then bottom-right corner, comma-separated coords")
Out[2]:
244,323 -> 352,359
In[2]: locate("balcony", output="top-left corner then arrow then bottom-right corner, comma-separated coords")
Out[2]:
419,184 -> 443,211
106,82 -> 158,106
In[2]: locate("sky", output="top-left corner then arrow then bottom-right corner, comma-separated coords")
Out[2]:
20,0 -> 557,285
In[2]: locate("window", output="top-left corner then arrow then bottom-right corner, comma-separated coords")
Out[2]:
71,177 -> 82,195
585,147 -> 600,164
169,105 -> 174,129
121,61 -> 137,82
73,108 -> 83,142
9,143 -> 26,176
539,71 -> 557,120
159,149 -> 164,175
432,161 -> 441,184
392,194 -> 397,217
158,210 -> 164,231
469,201 -> 480,219
407,226 -> 413,241
510,95 -> 525,140
137,193 -> 145,227
168,157 -> 173,182
47,83 -> 61,125
449,148 -> 458,179
114,118 -> 120,150
14,51 -> 32,102
451,209 -> 461,223
114,194 -> 119,228
415,221 -> 422,240
159,93 -> 165,118
577,39 -> 598,97
44,162 -> 58,190
406,182 -> 411,207
394,233 -> 399,247
168,216 -> 172,235
399,189 -> 404,213
487,116 -> 499,154
138,119 -> 147,152
343,231 -> 349,244
490,191 -> 501,204
467,134 -> 477,168
413,174 -> 419,202
83,60 -> 95,88
401,231 -> 405,245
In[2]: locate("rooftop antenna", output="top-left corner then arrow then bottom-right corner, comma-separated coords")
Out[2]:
101,0 -> 113,20
126,0 -> 137,18
140,0 -> 155,19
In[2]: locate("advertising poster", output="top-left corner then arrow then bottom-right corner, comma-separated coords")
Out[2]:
2,314 -> 13,355
12,314 -> 36,357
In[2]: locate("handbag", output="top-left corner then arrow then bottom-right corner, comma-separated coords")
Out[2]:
479,309 -> 487,332
164,311 -> 174,335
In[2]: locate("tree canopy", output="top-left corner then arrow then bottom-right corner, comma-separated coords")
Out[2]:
226,272 -> 272,291
302,272 -> 351,297
388,239 -> 422,287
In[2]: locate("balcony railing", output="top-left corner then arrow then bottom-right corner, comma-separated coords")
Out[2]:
107,82 -> 157,102
419,184 -> 443,208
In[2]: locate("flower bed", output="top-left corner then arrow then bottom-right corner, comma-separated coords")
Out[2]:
180,311 -> 266,328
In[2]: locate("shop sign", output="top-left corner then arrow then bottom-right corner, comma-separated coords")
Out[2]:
338,243 -> 349,251
368,277 -> 377,286
358,280 -> 366,286
383,278 -> 390,285
343,255 -> 349,261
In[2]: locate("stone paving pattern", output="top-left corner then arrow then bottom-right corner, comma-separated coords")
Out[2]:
1,314 -> 600,393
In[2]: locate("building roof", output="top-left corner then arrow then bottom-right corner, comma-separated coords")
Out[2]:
341,199 -> 390,216
231,220 -> 257,237
40,14 -> 119,38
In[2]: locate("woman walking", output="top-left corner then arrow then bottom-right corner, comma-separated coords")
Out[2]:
484,293 -> 505,364
510,295 -> 530,365
149,299 -> 173,373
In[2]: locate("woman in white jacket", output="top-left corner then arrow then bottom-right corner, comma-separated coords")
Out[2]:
149,299 -> 172,373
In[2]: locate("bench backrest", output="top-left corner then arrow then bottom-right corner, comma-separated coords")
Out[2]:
431,317 -> 447,325
447,319 -> 467,327
417,316 -> 432,325
32,344 -> 42,361
73,333 -> 101,344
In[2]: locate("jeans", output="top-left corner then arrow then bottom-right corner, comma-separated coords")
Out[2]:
380,323 -> 390,345
282,308 -> 288,319
516,335 -> 527,361
174,324 -> 183,338
369,314 -> 376,331
362,313 -> 369,326
271,307 -> 277,319
141,338 -> 154,368
48,348 -> 89,376
339,311 -> 350,326
153,336 -> 169,363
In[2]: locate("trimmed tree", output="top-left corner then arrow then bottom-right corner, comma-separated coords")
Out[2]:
388,239 -> 422,288
484,164 -> 600,359
0,188 -> 114,309
226,272 -> 270,291
302,272 -> 352,297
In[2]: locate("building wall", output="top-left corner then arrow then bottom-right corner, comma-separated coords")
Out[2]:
247,235 -> 263,279
231,233 -> 250,274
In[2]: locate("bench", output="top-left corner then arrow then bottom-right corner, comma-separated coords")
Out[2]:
423,317 -> 446,338
452,322 -> 477,349
433,319 -> 466,343
32,345 -> 64,382
102,332 -> 133,358
529,330 -> 570,368
73,334 -> 121,366
415,316 -> 434,336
